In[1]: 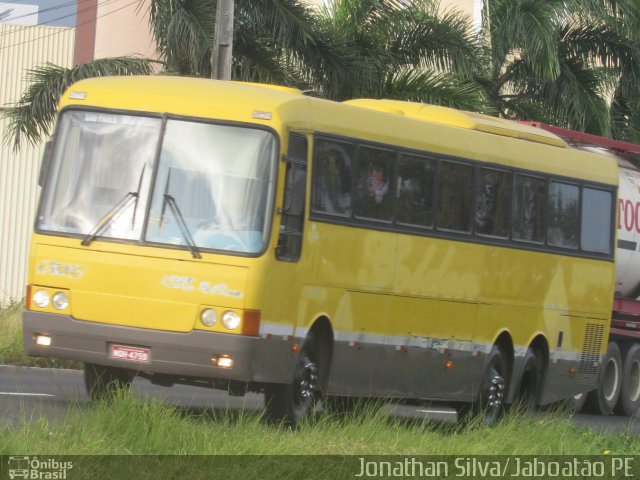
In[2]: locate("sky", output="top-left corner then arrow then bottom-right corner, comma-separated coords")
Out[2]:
0,0 -> 76,27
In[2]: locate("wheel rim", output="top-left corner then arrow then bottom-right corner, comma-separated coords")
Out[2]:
487,368 -> 506,409
629,359 -> 640,403
293,354 -> 318,409
602,356 -> 620,402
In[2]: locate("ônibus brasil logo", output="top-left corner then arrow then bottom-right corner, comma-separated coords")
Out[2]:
8,457 -> 73,479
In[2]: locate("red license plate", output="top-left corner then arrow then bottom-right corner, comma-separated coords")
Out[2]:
110,344 -> 150,363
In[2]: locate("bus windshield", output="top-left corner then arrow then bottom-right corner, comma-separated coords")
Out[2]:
38,110 -> 278,255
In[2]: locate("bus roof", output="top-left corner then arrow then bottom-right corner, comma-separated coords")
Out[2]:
59,76 -> 618,186
344,99 -> 568,148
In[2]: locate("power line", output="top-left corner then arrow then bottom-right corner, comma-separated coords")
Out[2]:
0,0 -> 145,51
0,0 -> 120,37
0,0 -> 77,23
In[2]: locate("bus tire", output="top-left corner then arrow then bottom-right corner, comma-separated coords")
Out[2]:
84,363 -> 133,402
615,343 -> 640,417
463,345 -> 508,426
264,335 -> 322,426
513,348 -> 543,412
584,342 -> 622,415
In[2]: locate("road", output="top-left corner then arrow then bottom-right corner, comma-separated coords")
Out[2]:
1,365 -> 639,434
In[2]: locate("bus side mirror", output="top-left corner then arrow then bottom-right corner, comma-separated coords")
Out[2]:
38,141 -> 53,187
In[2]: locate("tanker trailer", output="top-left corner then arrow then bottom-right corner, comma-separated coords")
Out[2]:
524,122 -> 640,416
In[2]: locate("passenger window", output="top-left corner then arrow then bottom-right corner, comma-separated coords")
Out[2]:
312,139 -> 354,217
513,175 -> 546,243
547,181 -> 579,249
476,168 -> 511,238
581,188 -> 612,254
437,161 -> 473,232
354,146 -> 394,221
396,154 -> 435,228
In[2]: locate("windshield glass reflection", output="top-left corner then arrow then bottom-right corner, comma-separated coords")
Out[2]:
38,111 -> 160,240
38,111 -> 278,256
145,120 -> 277,254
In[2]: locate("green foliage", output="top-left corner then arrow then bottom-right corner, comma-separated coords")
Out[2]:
2,57 -> 158,151
4,0 -> 640,149
477,0 -> 640,138
0,303 -> 81,368
0,393 -> 635,456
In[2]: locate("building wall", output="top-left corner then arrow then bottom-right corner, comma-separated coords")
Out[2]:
0,23 -> 75,304
94,0 -> 156,59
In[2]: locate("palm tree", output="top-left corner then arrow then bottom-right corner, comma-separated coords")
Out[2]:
311,0 -> 487,110
475,0 -> 640,138
3,57 -> 157,150
4,0 -> 488,150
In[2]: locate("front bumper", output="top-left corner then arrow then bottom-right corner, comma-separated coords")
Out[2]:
23,311 -> 295,384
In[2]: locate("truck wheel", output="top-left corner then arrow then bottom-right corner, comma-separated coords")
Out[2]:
264,334 -> 323,427
584,342 -> 622,415
84,363 -> 133,402
616,343 -> 640,417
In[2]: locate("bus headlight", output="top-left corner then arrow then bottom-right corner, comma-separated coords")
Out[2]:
33,290 -> 50,308
200,309 -> 218,327
222,311 -> 241,330
52,292 -> 69,310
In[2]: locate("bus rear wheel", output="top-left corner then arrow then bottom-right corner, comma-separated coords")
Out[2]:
584,342 -> 622,415
513,348 -> 542,412
460,345 -> 508,426
264,337 -> 322,427
84,363 -> 133,402
616,343 -> 640,417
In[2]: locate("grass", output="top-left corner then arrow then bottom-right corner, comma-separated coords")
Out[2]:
1,304 -> 638,477
1,392 -> 637,456
0,302 -> 81,368
0,393 -> 637,478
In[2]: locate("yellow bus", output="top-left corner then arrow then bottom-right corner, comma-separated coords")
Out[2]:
23,76 -> 617,425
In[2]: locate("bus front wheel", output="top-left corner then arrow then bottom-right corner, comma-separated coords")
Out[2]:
264,336 -> 322,426
84,363 -> 133,402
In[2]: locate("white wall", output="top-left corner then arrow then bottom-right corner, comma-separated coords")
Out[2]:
0,23 -> 75,304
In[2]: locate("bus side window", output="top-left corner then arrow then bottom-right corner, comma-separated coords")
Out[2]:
513,174 -> 546,243
547,181 -> 579,249
396,154 -> 435,228
581,187 -> 612,254
354,146 -> 394,222
311,139 -> 354,217
277,133 -> 308,262
437,161 -> 474,232
475,168 -> 511,238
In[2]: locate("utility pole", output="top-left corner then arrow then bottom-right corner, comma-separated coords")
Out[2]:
212,0 -> 234,80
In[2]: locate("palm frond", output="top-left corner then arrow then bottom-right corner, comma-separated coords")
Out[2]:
380,69 -> 491,113
3,57 -> 157,150
505,55 -> 610,135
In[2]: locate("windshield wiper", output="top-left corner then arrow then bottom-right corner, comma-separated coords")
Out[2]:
81,166 -> 145,247
81,192 -> 137,246
159,168 -> 202,259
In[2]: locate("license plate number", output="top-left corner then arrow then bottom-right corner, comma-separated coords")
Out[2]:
110,345 -> 150,363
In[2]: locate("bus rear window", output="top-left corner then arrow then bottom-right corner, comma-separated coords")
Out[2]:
581,188 -> 612,254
